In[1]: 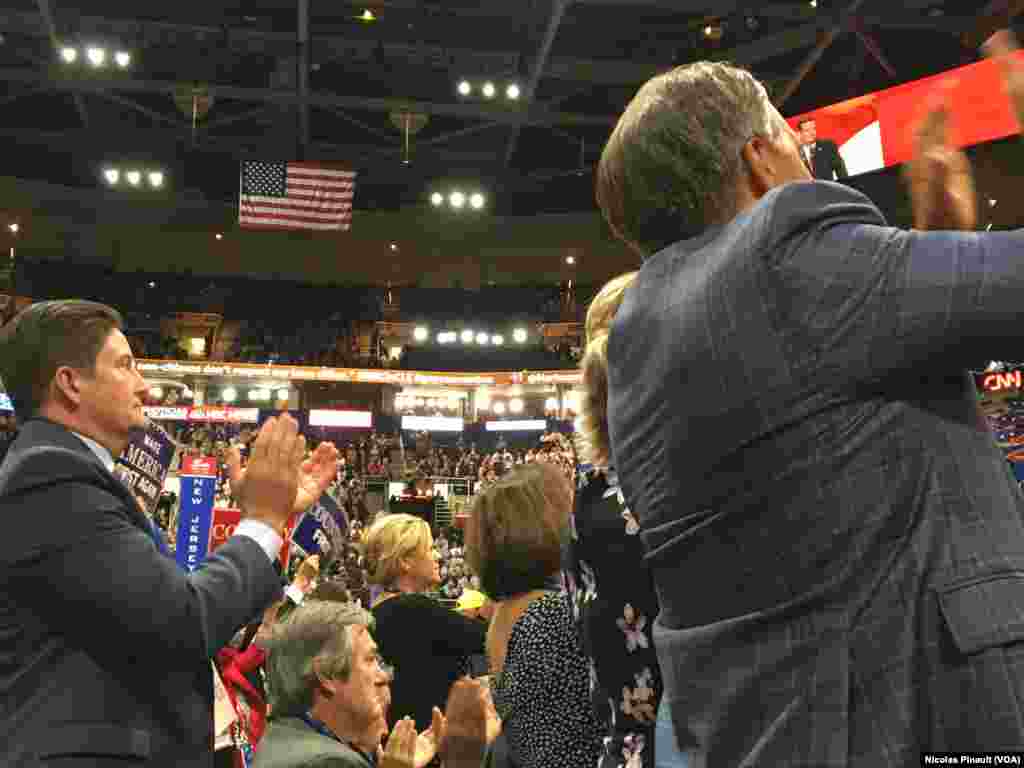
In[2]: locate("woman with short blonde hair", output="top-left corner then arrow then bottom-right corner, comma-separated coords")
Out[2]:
364,513 -> 487,734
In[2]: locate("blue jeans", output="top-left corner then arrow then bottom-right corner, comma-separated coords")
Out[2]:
654,698 -> 690,768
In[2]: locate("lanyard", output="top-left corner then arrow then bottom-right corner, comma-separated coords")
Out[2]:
298,713 -> 377,767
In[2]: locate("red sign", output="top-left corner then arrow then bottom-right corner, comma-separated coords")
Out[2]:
209,507 -> 296,563
209,507 -> 242,552
182,456 -> 218,477
982,370 -> 1023,393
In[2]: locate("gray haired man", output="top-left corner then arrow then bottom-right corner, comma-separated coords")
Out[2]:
256,600 -> 442,768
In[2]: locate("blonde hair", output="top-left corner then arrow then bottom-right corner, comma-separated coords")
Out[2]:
578,271 -> 639,467
464,463 -> 570,600
363,513 -> 432,587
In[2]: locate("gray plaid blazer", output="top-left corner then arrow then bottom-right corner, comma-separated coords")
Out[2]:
607,180 -> 1024,766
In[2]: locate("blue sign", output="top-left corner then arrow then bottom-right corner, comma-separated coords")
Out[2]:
292,492 -> 347,558
175,472 -> 216,572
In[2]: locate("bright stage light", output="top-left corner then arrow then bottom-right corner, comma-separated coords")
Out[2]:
114,51 -> 131,68
506,83 -> 521,100
513,328 -> 527,343
86,47 -> 106,67
60,47 -> 78,63
457,80 -> 472,96
491,334 -> 504,346
509,398 -> 524,413
460,329 -> 474,344
469,192 -> 485,210
450,191 -> 466,209
222,387 -> 237,403
125,170 -> 141,186
413,326 -> 429,342
492,402 -> 506,414
545,397 -> 558,411
482,82 -> 496,99
147,171 -> 164,188
103,168 -> 119,185
476,332 -> 489,345
430,192 -> 444,206
277,389 -> 290,401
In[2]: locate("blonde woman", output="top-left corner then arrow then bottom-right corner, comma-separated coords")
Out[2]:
465,463 -> 602,768
563,271 -> 667,768
365,514 -> 488,732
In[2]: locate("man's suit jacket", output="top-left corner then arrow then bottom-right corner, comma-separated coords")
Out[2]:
607,181 -> 1024,765
806,138 -> 848,180
253,717 -> 372,768
0,418 -> 282,767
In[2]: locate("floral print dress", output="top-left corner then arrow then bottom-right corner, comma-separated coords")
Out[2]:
562,469 -> 664,768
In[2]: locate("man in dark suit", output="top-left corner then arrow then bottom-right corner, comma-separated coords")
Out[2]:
0,299 -> 337,767
594,35 -> 1024,766
797,117 -> 848,180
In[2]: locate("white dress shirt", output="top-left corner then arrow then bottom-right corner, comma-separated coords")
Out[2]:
71,431 -> 283,563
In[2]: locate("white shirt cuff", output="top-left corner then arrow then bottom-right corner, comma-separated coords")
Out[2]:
233,520 -> 284,563
285,584 -> 306,605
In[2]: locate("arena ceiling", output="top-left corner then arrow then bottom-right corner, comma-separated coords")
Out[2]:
0,0 -> 1018,219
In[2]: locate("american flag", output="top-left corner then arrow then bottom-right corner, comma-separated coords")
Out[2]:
238,161 -> 356,231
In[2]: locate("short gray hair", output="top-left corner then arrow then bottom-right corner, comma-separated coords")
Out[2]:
264,600 -> 374,719
596,61 -> 782,258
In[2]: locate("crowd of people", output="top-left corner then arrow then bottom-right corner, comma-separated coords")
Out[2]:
7,28 -> 1024,768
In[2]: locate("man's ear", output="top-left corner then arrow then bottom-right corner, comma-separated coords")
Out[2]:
51,366 -> 85,409
312,658 -> 339,697
741,135 -> 776,198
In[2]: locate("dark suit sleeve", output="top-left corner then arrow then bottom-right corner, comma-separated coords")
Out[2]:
5,465 -> 282,667
767,182 -> 1024,384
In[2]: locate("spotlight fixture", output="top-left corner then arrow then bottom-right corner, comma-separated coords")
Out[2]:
222,387 -> 237,403
703,23 -> 723,40
60,46 -> 78,63
491,334 -> 504,346
481,82 -> 496,99
114,51 -> 131,68
449,191 -> 466,209
469,192 -> 485,210
809,0 -> 817,6
147,171 -> 164,188
506,83 -> 521,100
513,328 -> 528,343
7,223 -> 18,234
460,329 -> 474,344
359,9 -> 376,22
147,281 -> 156,288
278,388 -> 290,401
215,233 -> 223,240
492,402 -> 506,415
103,168 -> 120,185
390,242 -> 398,251
457,80 -> 472,96
565,255 -> 576,265
413,326 -> 429,342
437,331 -> 449,344
476,332 -> 489,345
509,398 -> 524,414
125,170 -> 142,186
86,47 -> 106,66
430,192 -> 444,206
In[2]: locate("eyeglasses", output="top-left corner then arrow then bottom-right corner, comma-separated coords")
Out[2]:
372,654 -> 395,679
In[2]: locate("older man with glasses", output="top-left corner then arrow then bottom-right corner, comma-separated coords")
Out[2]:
255,600 -> 443,768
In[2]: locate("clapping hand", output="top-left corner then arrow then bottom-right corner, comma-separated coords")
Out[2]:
441,678 -> 497,768
228,415 -> 304,532
227,432 -> 339,520
378,717 -> 416,768
983,29 -> 1024,132
904,80 -> 977,231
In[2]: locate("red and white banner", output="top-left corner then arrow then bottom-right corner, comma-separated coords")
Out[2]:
144,406 -> 260,423
181,456 -> 218,477
788,50 -> 1024,175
